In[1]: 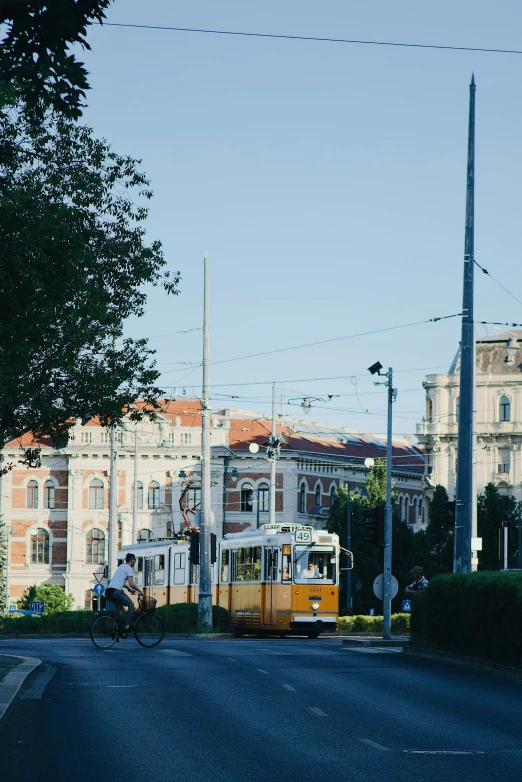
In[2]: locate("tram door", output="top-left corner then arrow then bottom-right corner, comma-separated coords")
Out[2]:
263,547 -> 279,625
143,557 -> 154,595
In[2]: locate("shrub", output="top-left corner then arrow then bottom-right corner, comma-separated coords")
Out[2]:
18,584 -> 74,613
0,610 -> 92,634
156,603 -> 232,633
411,572 -> 522,667
337,613 -> 410,634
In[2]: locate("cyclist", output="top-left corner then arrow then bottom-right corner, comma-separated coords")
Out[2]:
105,553 -> 143,630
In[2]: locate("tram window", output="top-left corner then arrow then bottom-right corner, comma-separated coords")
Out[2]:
282,545 -> 292,582
174,552 -> 186,584
235,547 -> 262,582
294,547 -> 336,584
134,557 -> 144,587
221,549 -> 229,582
154,554 -> 165,585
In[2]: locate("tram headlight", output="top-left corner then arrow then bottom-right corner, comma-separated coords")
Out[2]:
311,602 -> 320,611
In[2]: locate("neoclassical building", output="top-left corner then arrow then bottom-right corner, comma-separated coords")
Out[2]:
1,400 -> 423,609
416,330 -> 522,502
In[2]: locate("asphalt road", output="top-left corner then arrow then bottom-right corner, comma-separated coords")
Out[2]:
1,637 -> 521,781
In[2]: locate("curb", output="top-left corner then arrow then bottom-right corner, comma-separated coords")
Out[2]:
0,655 -> 41,723
342,636 -> 410,648
403,646 -> 522,679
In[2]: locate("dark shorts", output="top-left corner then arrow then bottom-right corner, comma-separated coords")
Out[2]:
105,589 -> 133,610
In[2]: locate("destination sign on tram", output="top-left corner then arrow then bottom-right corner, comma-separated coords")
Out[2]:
295,529 -> 312,543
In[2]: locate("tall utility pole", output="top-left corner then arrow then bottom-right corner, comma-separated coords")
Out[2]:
269,382 -> 277,526
108,420 -> 118,579
454,75 -> 476,574
132,425 -> 138,544
346,484 -> 352,613
198,252 -> 213,631
383,367 -> 395,641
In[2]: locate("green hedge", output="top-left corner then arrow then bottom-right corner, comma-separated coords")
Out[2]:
0,603 -> 232,635
337,613 -> 410,635
411,572 -> 522,667
0,610 -> 93,635
156,603 -> 232,633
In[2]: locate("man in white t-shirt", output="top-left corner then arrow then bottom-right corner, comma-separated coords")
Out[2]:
105,553 -> 143,630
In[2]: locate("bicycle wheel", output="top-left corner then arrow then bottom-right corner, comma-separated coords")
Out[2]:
134,613 -> 165,648
90,613 -> 119,649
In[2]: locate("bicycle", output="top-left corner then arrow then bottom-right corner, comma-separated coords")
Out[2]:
90,594 -> 165,650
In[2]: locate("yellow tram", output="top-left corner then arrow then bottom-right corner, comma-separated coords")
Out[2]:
118,523 -> 341,637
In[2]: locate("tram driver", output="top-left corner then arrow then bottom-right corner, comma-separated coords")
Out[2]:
303,560 -> 319,578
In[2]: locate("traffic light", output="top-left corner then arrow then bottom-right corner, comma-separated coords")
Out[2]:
361,506 -> 384,546
190,532 -> 200,565
189,532 -> 217,564
441,501 -> 456,524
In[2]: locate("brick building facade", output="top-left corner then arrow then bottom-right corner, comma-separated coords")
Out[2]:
1,400 -> 424,608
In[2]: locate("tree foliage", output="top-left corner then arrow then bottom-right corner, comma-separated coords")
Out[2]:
414,484 -> 454,575
0,87 -> 180,465
18,583 -> 75,613
477,483 -> 518,570
327,460 -> 417,614
0,0 -> 112,120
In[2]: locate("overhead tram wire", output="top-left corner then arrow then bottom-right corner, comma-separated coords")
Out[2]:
474,260 -> 522,311
103,22 -> 522,56
207,314 -> 461,368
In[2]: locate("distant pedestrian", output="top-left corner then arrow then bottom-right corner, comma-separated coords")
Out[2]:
405,566 -> 428,594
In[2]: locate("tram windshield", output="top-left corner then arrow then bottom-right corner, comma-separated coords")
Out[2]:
294,546 -> 336,584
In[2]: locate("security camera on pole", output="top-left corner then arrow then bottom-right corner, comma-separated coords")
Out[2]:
368,361 -> 397,641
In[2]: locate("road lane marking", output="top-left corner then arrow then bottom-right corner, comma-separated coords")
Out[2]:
403,750 -> 485,755
161,649 -> 193,657
359,739 -> 391,751
309,707 -> 328,717
257,669 -> 270,674
228,658 -> 239,662
347,648 -> 401,654
282,684 -> 296,691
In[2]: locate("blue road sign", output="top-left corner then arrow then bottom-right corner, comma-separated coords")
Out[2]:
93,583 -> 105,596
402,599 -> 412,613
30,601 -> 45,614
9,604 -> 17,612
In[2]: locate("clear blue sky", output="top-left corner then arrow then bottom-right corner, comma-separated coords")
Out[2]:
79,1 -> 522,436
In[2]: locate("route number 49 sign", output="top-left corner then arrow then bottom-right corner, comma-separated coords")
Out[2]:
295,529 -> 312,544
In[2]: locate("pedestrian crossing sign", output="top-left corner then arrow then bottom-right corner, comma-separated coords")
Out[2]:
402,599 -> 412,613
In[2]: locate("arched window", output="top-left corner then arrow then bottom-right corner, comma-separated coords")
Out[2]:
330,485 -> 336,506
455,397 -> 459,423
44,480 -> 55,510
403,496 -> 410,524
315,484 -> 321,507
132,482 -> 144,510
258,483 -> 269,513
299,483 -> 306,514
31,528 -> 49,564
398,496 -> 404,521
418,498 -> 424,521
412,497 -> 418,522
148,481 -> 160,510
240,484 -> 254,512
499,395 -> 511,422
86,528 -> 105,564
27,480 -> 38,509
426,397 -> 433,423
138,528 -> 152,543
89,479 -> 104,510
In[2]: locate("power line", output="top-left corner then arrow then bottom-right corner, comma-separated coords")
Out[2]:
104,22 -> 522,56
474,260 -> 522,310
207,314 -> 460,367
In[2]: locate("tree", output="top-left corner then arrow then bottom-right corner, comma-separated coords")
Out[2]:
0,516 -> 7,610
0,0 -> 112,120
418,484 -> 454,574
477,483 -> 517,571
0,87 -> 179,467
327,460 -> 416,614
18,583 -> 74,613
